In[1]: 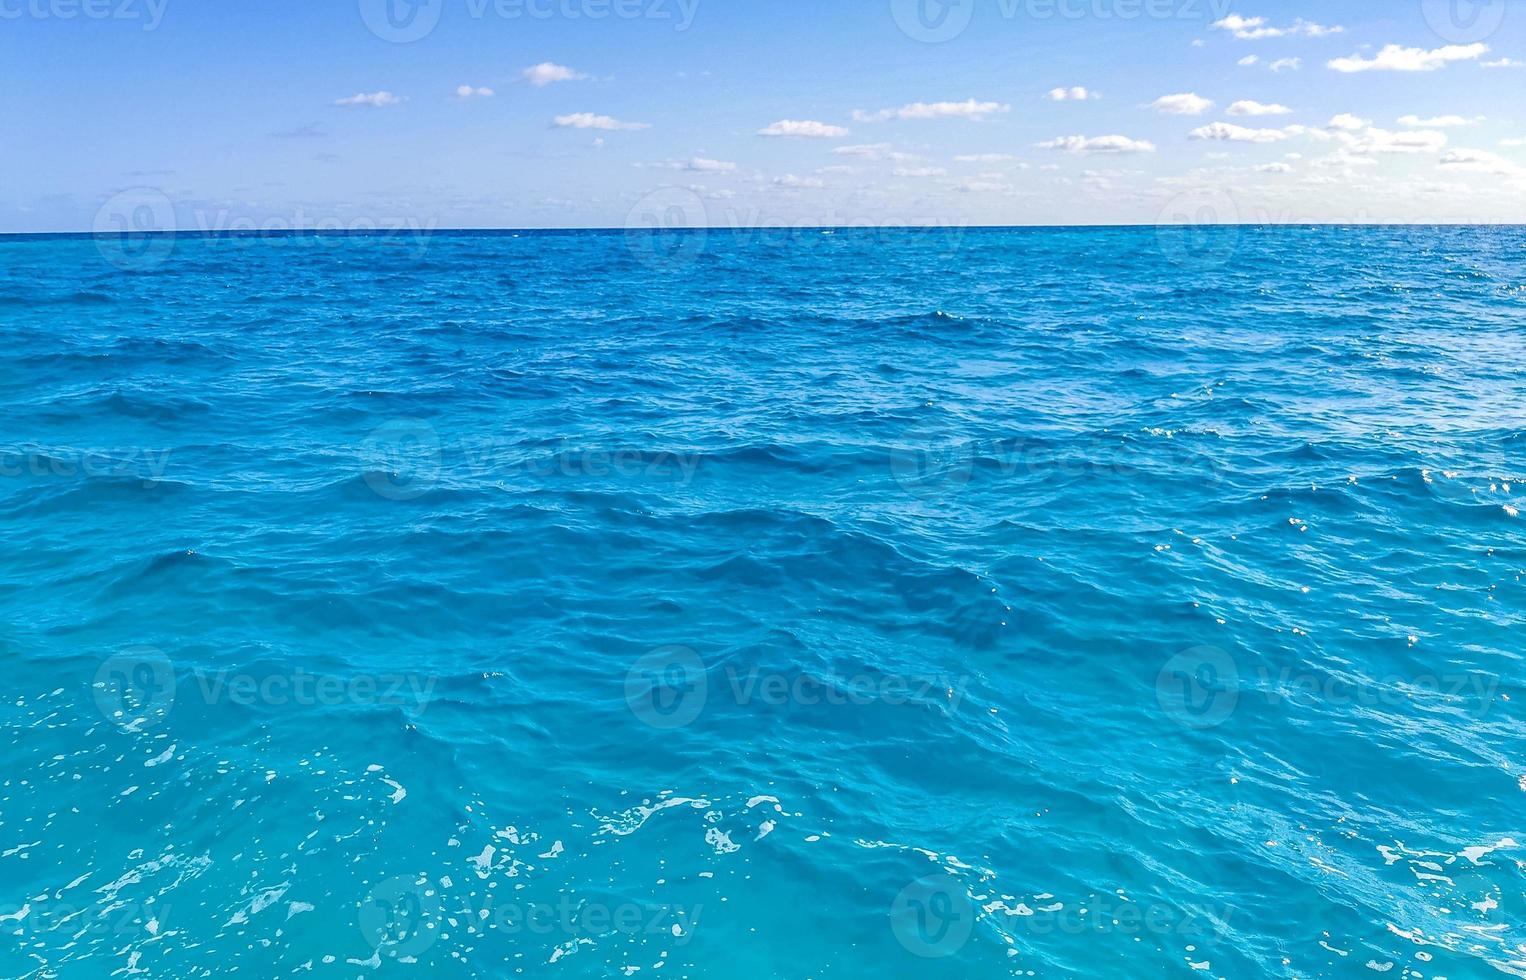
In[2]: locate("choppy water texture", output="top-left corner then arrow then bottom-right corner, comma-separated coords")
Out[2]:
1,226 -> 1524,979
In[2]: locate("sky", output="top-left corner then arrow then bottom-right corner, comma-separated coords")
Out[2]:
2,0 -> 1525,231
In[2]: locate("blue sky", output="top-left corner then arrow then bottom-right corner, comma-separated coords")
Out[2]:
2,0 -> 1524,231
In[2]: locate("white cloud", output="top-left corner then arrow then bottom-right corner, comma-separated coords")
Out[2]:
1439,148 -> 1526,177
1363,129 -> 1450,153
954,153 -> 1018,163
1228,100 -> 1293,116
1328,43 -> 1489,73
1037,134 -> 1156,154
554,113 -> 649,131
455,85 -> 494,100
1047,86 -> 1096,101
1324,117 -> 1450,155
1255,162 -> 1294,173
832,143 -> 916,161
683,157 -> 736,172
892,166 -> 947,177
1270,57 -> 1302,72
1211,15 -> 1343,40
956,178 -> 1013,193
1190,122 -> 1294,143
1397,114 -> 1480,128
773,174 -> 825,188
1502,137 -> 1526,148
758,119 -> 850,138
523,63 -> 588,87
1327,113 -> 1371,131
1149,93 -> 1214,115
334,91 -> 403,108
855,99 -> 1010,122
1238,55 -> 1259,66
1483,57 -> 1524,69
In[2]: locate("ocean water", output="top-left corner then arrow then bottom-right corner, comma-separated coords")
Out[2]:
0,225 -> 1523,979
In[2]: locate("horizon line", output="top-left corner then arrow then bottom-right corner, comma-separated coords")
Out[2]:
3,222 -> 1525,240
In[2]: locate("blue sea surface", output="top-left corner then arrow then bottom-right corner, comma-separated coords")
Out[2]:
1,226 -> 1523,978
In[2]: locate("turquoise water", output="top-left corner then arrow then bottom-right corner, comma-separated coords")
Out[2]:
1,226 -> 1523,978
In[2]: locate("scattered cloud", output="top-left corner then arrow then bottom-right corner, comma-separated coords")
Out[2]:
1047,86 -> 1096,101
954,153 -> 1018,163
1502,137 -> 1526,148
1211,15 -> 1343,40
523,63 -> 588,87
1328,43 -> 1489,73
1360,129 -> 1449,153
1483,57 -> 1524,69
1324,117 -> 1450,154
1190,122 -> 1295,143
758,119 -> 850,138
1271,57 -> 1302,72
455,85 -> 494,99
1439,148 -> 1526,177
334,91 -> 403,108
1397,114 -> 1480,128
956,178 -> 1013,193
892,166 -> 947,177
1255,162 -> 1294,173
1238,55 -> 1259,66
553,112 -> 649,131
1149,93 -> 1214,115
831,143 -> 916,161
1328,113 -> 1372,131
773,174 -> 825,188
854,99 -> 1009,122
1228,100 -> 1293,116
1037,134 -> 1156,154
682,157 -> 736,172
